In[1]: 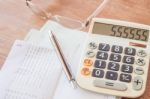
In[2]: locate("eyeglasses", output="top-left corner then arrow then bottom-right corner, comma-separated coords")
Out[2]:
26,0 -> 110,30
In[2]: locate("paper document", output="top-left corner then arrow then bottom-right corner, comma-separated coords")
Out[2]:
0,21 -> 117,99
0,40 -> 62,99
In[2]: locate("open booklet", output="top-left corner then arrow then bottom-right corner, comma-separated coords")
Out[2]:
0,21 -> 118,99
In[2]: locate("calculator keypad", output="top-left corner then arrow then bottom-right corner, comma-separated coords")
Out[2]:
81,42 -> 147,91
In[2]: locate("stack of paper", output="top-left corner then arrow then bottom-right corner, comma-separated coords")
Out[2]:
0,21 -> 119,99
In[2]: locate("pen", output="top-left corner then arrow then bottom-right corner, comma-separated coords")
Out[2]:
49,31 -> 76,89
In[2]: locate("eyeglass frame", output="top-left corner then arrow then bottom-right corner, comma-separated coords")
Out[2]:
25,0 -> 110,30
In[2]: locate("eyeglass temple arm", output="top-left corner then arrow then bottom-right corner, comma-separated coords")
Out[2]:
84,0 -> 110,27
25,0 -> 51,19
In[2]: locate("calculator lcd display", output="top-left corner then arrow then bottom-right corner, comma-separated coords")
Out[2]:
92,22 -> 149,42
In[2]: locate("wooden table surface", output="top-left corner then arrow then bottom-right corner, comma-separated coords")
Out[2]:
0,0 -> 150,99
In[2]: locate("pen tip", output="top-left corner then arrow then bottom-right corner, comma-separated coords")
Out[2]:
70,80 -> 77,89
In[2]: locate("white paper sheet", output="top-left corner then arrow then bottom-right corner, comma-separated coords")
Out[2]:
0,40 -> 62,99
27,21 -> 116,99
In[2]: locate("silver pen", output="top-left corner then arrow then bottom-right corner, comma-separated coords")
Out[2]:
49,31 -> 76,88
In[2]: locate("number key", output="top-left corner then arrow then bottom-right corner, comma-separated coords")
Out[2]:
109,53 -> 121,62
94,60 -> 106,69
125,47 -> 136,56
121,64 -> 133,73
111,45 -> 123,53
99,43 -> 110,51
108,62 -> 120,71
96,51 -> 108,60
123,56 -> 135,64
92,69 -> 104,78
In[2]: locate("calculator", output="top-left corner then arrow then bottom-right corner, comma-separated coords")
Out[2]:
76,18 -> 150,98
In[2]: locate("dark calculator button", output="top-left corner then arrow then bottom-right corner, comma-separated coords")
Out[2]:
121,64 -> 133,73
96,51 -> 108,60
120,73 -> 132,83
94,60 -> 106,69
125,47 -> 136,56
109,53 -> 121,62
106,71 -> 118,80
108,62 -> 120,71
123,56 -> 135,64
111,45 -> 123,53
99,43 -> 110,51
92,69 -> 104,78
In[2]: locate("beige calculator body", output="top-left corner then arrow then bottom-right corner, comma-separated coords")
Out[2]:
76,18 -> 150,98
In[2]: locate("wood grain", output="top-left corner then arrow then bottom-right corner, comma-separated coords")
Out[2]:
0,0 -> 150,99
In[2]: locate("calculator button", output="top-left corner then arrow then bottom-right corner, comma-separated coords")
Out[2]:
92,69 -> 104,78
125,47 -> 136,56
137,50 -> 147,57
88,42 -> 97,49
133,76 -> 143,90
96,51 -> 108,60
108,62 -> 120,71
93,79 -> 127,91
111,45 -> 123,53
134,67 -> 144,75
86,50 -> 95,58
121,64 -> 133,73
106,71 -> 118,80
83,59 -> 93,66
81,67 -> 91,76
123,56 -> 135,64
99,43 -> 110,51
109,53 -> 121,62
120,73 -> 132,83
94,60 -> 106,69
136,58 -> 145,66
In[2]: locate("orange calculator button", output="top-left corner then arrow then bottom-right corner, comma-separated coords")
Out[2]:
84,59 -> 93,66
81,67 -> 91,76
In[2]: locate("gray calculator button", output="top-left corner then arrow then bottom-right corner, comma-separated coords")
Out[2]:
92,69 -> 104,78
99,43 -> 110,51
86,50 -> 95,58
123,56 -> 135,64
88,42 -> 97,49
108,62 -> 120,71
94,60 -> 106,69
125,47 -> 136,56
134,67 -> 144,75
106,71 -> 118,80
136,58 -> 145,66
109,53 -> 121,62
137,50 -> 147,57
120,73 -> 132,83
133,76 -> 143,90
121,64 -> 133,73
93,79 -> 127,91
96,51 -> 108,60
111,45 -> 123,53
